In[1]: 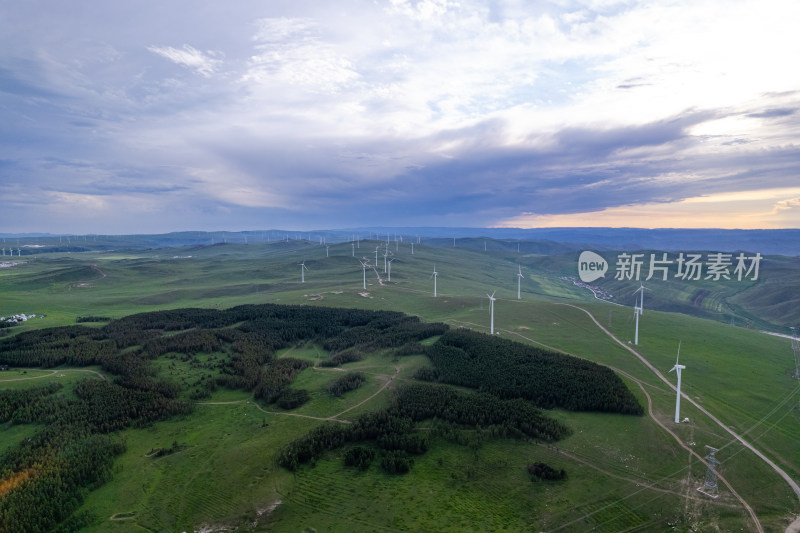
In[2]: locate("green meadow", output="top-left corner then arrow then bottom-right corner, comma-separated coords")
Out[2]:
1,239 -> 798,531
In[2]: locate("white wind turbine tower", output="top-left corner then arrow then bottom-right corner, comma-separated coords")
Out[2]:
431,264 -> 438,297
326,245 -> 330,258
516,265 -> 524,300
669,342 -> 686,423
352,242 -> 355,257
299,261 -> 309,283
633,283 -> 646,345
388,258 -> 395,281
411,242 -> 414,255
360,259 -> 369,289
375,246 -> 379,268
487,291 -> 497,334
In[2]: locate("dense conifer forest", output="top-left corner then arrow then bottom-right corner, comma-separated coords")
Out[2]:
423,329 -> 644,415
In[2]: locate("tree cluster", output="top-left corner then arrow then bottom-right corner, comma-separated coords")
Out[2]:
322,319 -> 448,354
343,446 -> 375,469
392,384 -> 569,441
75,316 -> 111,323
527,462 -> 566,481
252,358 -> 312,404
278,382 -> 568,474
0,382 -> 133,532
426,330 -> 643,415
319,348 -> 364,367
326,372 -> 366,397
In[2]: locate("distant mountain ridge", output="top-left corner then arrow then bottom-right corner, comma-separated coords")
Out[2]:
1,227 -> 797,256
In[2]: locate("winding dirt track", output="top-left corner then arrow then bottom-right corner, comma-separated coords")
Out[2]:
448,316 -> 764,531
555,303 -> 800,533
197,366 -> 400,424
0,368 -> 108,382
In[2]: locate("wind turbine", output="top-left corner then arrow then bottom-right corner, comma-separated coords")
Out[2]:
375,246 -> 379,268
633,283 -> 646,345
360,259 -> 369,289
299,261 -> 309,283
326,245 -> 330,258
411,242 -> 414,255
487,291 -> 497,334
669,342 -> 686,423
388,258 -> 395,281
431,264 -> 438,297
516,265 -> 524,300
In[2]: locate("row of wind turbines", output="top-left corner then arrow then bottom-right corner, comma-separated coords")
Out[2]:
295,240 -> 528,338
632,282 -> 686,425
297,239 -> 689,425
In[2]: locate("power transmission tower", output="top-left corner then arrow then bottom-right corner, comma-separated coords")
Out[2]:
697,446 -> 720,498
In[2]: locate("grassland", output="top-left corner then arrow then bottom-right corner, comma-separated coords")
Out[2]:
1,239 -> 798,531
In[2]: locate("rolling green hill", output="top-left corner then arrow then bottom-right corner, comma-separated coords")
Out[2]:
1,239 -> 798,532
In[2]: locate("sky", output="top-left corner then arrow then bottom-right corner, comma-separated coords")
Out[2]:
1,0 -> 800,234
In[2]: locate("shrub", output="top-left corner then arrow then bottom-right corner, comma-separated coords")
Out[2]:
527,462 -> 566,481
343,446 -> 375,469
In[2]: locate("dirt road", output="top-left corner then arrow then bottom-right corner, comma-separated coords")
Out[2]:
558,303 -> 800,533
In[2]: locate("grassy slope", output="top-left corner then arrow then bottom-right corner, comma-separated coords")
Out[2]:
0,241 -> 798,531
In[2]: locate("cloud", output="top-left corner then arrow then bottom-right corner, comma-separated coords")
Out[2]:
242,17 -> 359,93
388,0 -> 457,21
147,44 -> 222,77
773,197 -> 800,212
747,108 -> 797,119
2,0 -> 800,233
